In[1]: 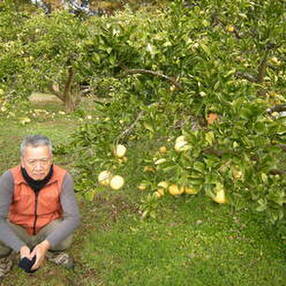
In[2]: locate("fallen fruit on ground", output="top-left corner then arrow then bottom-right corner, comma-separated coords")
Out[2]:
19,117 -> 31,125
110,175 -> 125,190
98,170 -> 112,186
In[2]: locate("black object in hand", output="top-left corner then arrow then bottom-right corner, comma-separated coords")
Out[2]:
18,255 -> 38,273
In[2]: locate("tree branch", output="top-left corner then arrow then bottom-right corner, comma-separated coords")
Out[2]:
269,169 -> 286,175
203,147 -> 229,157
48,83 -> 64,101
122,67 -> 183,90
233,29 -> 242,40
63,66 -> 74,101
267,104 -> 286,114
235,71 -> 258,83
211,14 -> 242,39
116,110 -> 145,143
257,50 -> 269,83
276,144 -> 286,152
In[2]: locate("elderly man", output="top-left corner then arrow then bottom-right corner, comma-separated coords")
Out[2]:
0,135 -> 80,278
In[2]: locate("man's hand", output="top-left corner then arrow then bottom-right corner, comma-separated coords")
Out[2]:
30,240 -> 51,270
20,245 -> 32,260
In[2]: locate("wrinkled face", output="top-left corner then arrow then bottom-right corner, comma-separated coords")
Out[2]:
21,145 -> 52,180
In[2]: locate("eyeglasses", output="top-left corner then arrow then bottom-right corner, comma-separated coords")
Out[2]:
25,158 -> 51,167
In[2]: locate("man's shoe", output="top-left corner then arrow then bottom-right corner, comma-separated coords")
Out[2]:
47,252 -> 74,269
0,256 -> 13,280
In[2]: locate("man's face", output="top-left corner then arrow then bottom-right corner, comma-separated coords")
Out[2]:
21,145 -> 52,180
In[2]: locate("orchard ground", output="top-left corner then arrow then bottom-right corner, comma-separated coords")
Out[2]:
0,99 -> 285,286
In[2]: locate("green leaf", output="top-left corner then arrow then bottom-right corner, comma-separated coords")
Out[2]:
205,131 -> 215,145
200,43 -> 211,57
143,122 -> 154,133
193,161 -> 205,173
256,199 -> 267,212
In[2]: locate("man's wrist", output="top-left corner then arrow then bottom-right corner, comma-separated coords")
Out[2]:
20,245 -> 29,251
40,240 -> 51,250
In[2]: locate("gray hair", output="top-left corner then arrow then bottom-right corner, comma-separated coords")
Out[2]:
20,135 -> 52,157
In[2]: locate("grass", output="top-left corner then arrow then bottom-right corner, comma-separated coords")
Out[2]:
82,194 -> 286,286
0,100 -> 286,285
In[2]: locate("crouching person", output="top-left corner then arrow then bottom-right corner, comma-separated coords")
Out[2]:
0,135 -> 80,279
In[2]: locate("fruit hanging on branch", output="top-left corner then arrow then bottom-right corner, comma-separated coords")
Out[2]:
174,141 -> 190,152
110,175 -> 125,190
212,187 -> 226,204
138,183 -> 147,191
154,188 -> 165,198
114,144 -> 127,158
98,170 -> 112,186
184,186 -> 199,195
159,146 -> 167,154
168,184 -> 184,196
157,181 -> 169,189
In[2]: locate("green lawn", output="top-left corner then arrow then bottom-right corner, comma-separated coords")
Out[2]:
82,193 -> 286,286
0,101 -> 285,286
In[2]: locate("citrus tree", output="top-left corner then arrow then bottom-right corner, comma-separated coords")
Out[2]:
1,0 -> 286,223
64,0 -> 286,224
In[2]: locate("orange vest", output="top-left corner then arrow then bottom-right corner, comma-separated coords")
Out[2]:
8,165 -> 66,235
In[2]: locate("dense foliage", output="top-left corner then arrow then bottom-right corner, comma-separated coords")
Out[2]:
0,0 -> 286,223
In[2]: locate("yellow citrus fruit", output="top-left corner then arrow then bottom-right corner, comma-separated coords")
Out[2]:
110,175 -> 125,190
174,141 -> 190,152
184,186 -> 198,195
168,184 -> 184,196
154,188 -> 164,198
114,144 -> 127,158
138,183 -> 147,191
175,135 -> 186,144
154,158 -> 167,165
159,146 -> 167,154
226,25 -> 235,32
98,170 -> 112,186
157,181 -> 169,189
232,168 -> 243,180
270,56 -> 280,65
118,156 -> 128,164
143,166 -> 156,172
213,189 -> 226,204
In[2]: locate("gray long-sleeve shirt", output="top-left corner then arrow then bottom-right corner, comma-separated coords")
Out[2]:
0,170 -> 80,252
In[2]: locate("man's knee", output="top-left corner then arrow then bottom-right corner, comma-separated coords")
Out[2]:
49,235 -> 73,251
38,219 -> 63,236
0,242 -> 12,258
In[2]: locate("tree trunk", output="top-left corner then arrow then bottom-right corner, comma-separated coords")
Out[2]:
48,66 -> 80,112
